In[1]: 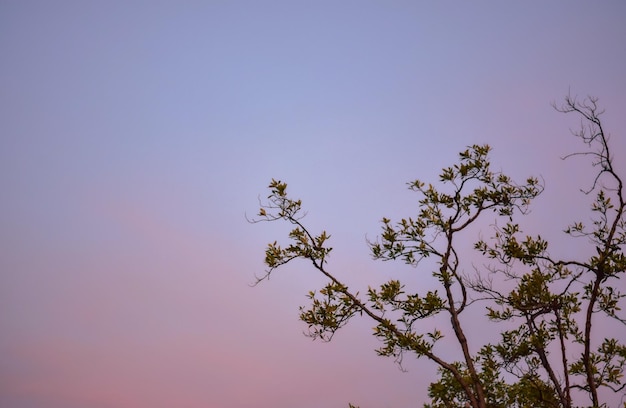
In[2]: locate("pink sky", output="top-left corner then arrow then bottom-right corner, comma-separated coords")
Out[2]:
1,1 -> 626,407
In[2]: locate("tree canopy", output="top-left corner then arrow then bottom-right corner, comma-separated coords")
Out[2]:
251,95 -> 626,408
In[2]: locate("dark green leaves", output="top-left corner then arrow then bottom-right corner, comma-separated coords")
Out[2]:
372,145 -> 542,268
300,282 -> 360,341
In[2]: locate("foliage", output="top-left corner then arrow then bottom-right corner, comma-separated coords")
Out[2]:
250,95 -> 626,408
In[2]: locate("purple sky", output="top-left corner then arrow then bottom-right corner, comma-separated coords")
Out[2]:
1,2 -> 625,407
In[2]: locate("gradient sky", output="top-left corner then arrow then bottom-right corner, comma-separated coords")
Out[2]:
1,2 -> 626,407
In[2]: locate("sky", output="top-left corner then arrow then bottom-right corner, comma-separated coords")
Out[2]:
1,1 -> 625,407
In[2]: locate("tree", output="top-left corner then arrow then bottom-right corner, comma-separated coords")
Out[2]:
250,95 -> 626,408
